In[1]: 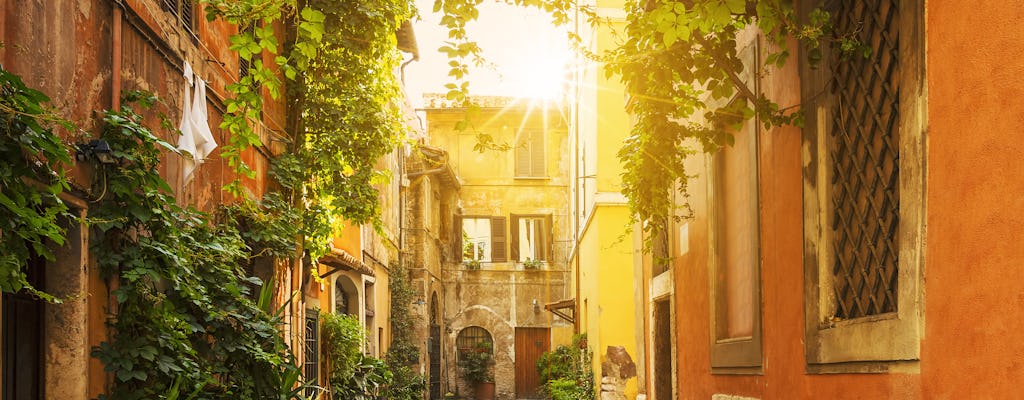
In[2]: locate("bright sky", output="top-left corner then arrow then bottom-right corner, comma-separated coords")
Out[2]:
403,0 -> 572,108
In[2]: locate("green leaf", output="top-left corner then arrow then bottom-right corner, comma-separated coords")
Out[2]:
725,0 -> 746,14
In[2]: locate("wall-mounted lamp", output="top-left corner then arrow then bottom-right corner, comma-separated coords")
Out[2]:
75,140 -> 117,165
532,299 -> 540,313
412,298 -> 426,306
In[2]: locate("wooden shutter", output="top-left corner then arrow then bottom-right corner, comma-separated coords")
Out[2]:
453,215 -> 462,261
491,217 -> 507,262
509,215 -> 521,262
543,214 -> 553,261
531,131 -> 545,177
515,134 -> 529,176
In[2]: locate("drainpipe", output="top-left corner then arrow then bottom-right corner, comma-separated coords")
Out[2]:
572,3 -> 582,334
112,1 -> 123,109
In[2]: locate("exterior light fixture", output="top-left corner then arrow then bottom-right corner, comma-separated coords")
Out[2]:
412,298 -> 426,306
76,140 -> 117,165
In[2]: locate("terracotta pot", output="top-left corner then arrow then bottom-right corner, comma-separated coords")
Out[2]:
474,382 -> 495,400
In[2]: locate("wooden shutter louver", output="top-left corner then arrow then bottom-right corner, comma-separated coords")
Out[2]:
491,217 -> 507,262
510,215 -> 521,262
544,214 -> 553,261
453,215 -> 463,262
531,131 -> 545,177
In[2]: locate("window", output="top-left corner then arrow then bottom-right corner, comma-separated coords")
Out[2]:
304,310 -> 319,397
707,115 -> 761,371
511,215 -> 552,262
160,0 -> 196,35
2,251 -> 44,400
457,216 -> 507,263
800,0 -> 925,369
515,130 -> 545,177
456,326 -> 494,359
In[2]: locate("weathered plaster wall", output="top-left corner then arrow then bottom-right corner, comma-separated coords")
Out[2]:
426,102 -> 571,399
445,270 -> 567,398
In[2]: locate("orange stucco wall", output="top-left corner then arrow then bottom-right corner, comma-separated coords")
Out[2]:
668,1 -> 1024,398
922,1 -> 1024,397
670,35 -> 921,398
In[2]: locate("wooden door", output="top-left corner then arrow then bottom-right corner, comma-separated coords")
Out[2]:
514,327 -> 549,399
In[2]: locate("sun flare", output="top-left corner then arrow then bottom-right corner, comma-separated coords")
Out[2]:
505,54 -> 571,100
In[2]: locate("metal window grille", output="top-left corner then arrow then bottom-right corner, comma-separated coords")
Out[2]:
304,310 -> 319,397
455,326 -> 493,359
160,0 -> 195,35
829,0 -> 900,320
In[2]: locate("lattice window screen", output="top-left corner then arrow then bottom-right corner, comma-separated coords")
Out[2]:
829,0 -> 900,320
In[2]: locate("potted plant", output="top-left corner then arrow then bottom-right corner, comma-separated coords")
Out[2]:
463,259 -> 481,270
521,258 -> 543,270
459,341 -> 495,400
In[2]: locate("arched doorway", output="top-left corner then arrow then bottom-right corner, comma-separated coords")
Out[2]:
428,292 -> 441,399
334,275 -> 358,316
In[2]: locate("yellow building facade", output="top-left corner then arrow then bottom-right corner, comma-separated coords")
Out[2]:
569,1 -> 643,398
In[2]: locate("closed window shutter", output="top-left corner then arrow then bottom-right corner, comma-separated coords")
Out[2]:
491,217 -> 507,262
510,215 -> 521,262
530,131 -> 545,176
516,135 -> 530,176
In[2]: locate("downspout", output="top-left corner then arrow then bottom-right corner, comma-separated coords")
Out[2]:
112,1 -> 123,109
400,53 -> 417,87
572,3 -> 582,334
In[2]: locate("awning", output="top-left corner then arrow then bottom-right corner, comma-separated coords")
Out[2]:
544,298 -> 575,323
318,246 -> 375,278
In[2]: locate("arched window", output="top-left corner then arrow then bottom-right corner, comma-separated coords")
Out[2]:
456,326 -> 493,358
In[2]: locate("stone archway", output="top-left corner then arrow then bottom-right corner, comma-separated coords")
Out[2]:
447,306 -> 514,399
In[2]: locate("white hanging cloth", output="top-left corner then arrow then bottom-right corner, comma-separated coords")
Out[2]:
176,61 -> 218,185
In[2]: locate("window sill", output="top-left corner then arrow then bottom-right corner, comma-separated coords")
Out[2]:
513,176 -> 549,180
517,261 -> 547,271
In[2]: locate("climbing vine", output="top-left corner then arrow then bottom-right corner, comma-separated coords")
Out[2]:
203,0 -> 413,260
0,63 -> 72,299
385,260 -> 427,400
607,0 -> 834,238
432,0 -> 864,242
90,92 -> 305,399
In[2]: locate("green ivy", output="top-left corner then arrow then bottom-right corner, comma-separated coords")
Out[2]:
385,260 -> 426,400
432,1 -> 870,244
90,92 -> 306,400
321,312 -> 365,386
0,64 -> 72,299
203,0 -> 413,261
